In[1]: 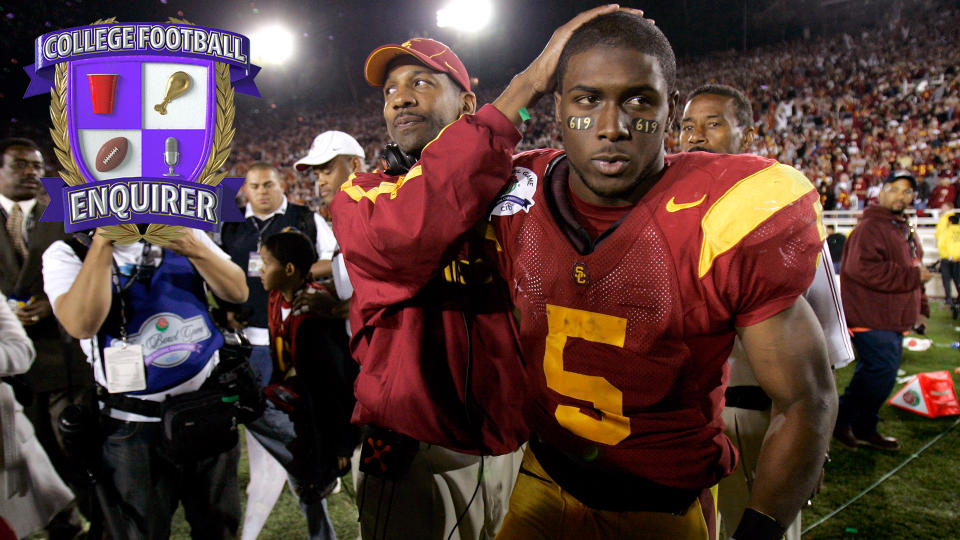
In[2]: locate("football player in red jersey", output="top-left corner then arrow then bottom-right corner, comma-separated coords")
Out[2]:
333,7 -> 836,540
487,15 -> 836,538
681,84 -> 854,540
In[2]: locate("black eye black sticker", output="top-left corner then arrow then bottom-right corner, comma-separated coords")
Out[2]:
567,116 -> 593,130
633,119 -> 659,133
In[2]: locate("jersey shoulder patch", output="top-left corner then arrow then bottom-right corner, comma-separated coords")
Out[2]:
490,166 -> 538,218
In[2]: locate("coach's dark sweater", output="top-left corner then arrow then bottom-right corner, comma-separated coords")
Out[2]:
840,205 -> 924,332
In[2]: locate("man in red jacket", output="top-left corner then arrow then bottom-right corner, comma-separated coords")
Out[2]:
835,171 -> 934,451
332,34 -> 528,540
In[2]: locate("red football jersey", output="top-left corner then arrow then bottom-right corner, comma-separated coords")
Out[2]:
486,149 -> 824,489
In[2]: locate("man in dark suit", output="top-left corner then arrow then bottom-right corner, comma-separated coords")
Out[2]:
0,137 -> 92,538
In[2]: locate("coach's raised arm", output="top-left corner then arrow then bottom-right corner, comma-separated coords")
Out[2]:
331,4 -> 621,303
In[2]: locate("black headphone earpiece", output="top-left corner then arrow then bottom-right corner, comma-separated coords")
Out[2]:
380,144 -> 418,176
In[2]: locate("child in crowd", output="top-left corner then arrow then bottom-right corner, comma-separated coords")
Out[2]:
249,230 -> 358,539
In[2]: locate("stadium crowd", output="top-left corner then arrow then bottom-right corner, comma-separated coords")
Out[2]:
8,5 -> 959,216
216,7 -> 960,216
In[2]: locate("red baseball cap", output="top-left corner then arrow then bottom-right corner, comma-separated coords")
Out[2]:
364,38 -> 471,92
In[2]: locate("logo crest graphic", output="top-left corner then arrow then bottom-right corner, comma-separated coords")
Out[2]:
24,17 -> 261,245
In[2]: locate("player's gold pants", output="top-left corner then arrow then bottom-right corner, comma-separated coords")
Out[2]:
496,447 -> 718,540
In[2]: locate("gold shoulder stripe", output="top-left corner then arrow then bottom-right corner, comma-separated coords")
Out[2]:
340,171 -> 421,204
814,199 -> 826,242
698,163 -> 816,278
421,122 -> 454,155
339,173 -> 360,201
339,167 -> 427,204
391,165 -> 422,198
341,118 -> 457,203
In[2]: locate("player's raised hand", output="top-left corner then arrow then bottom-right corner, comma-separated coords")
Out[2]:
522,4 -> 624,95
493,5 -> 650,124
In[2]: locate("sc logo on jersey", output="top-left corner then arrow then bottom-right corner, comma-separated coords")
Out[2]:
572,262 -> 589,285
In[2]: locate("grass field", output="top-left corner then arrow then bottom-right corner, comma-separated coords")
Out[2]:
802,300 -> 960,539
162,302 -> 959,539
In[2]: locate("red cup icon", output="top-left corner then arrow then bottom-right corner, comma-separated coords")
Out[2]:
87,74 -> 119,114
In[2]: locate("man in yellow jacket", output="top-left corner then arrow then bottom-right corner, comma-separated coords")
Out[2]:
935,203 -> 960,318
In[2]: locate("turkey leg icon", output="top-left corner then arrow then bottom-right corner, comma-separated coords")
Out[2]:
163,137 -> 180,177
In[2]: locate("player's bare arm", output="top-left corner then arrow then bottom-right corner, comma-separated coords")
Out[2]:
736,296 -> 837,528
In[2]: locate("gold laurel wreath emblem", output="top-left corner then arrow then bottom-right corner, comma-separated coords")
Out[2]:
49,17 -> 235,245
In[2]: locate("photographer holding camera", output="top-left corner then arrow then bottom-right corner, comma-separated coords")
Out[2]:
42,228 -> 248,539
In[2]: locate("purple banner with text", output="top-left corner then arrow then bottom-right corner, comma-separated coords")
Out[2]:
24,23 -> 260,97
40,177 -> 244,232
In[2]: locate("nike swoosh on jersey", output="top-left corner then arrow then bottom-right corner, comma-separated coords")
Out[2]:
665,194 -> 707,212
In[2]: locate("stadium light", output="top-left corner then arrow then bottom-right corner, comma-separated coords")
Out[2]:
436,0 -> 493,33
250,25 -> 295,65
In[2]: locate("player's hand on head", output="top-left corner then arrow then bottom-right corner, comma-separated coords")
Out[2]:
495,4 -> 625,123
521,4 -> 623,95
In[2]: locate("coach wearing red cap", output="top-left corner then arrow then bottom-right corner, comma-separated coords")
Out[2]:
331,38 -> 527,539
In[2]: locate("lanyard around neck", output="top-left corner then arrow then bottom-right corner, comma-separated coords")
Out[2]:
110,242 -> 161,344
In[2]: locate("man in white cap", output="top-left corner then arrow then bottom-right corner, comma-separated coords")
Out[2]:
293,131 -> 364,324
295,130 -> 366,209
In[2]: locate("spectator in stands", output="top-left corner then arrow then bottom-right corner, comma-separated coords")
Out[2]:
835,171 -> 934,451
928,172 -> 957,210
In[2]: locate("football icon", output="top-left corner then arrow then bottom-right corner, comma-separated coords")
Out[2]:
95,136 -> 128,172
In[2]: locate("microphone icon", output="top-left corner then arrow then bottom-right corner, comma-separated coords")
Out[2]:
163,137 -> 180,177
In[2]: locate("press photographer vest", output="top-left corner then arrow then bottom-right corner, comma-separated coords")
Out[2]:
89,244 -> 223,395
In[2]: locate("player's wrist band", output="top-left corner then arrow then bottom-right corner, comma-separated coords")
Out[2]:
731,508 -> 785,540
518,107 -> 531,122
